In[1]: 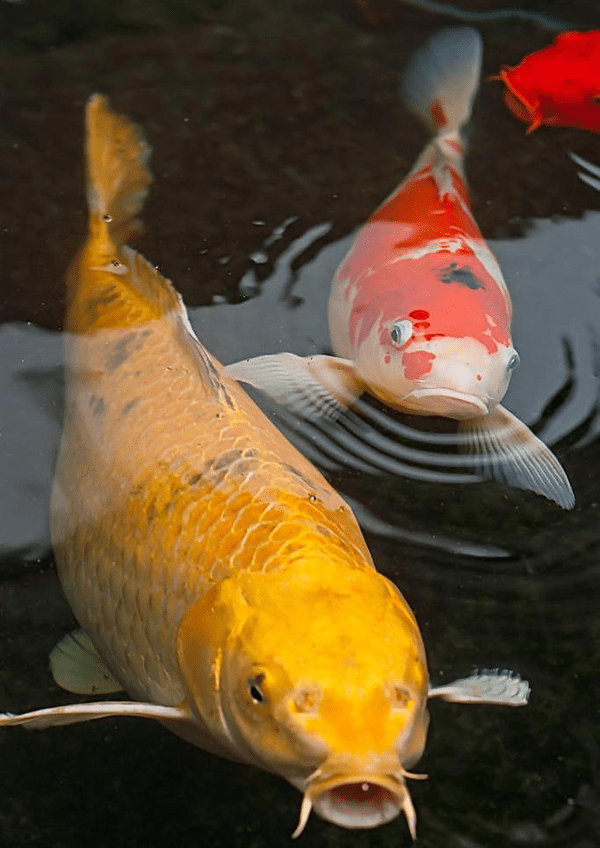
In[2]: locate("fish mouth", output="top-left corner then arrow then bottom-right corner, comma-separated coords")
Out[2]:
405,388 -> 489,418
292,771 -> 423,838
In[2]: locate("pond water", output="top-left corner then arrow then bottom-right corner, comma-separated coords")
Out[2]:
2,1 -> 600,846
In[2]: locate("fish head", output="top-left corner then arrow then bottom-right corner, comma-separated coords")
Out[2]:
355,312 -> 519,420
177,568 -> 430,835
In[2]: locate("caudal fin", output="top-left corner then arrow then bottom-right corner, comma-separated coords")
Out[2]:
401,27 -> 483,134
85,93 -> 152,247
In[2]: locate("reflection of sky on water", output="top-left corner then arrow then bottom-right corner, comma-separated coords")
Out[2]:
2,212 -> 600,555
0,324 -> 61,556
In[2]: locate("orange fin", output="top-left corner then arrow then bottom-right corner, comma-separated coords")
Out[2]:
459,404 -> 575,509
223,353 -> 366,420
85,93 -> 151,245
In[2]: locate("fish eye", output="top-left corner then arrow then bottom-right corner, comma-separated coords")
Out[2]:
507,352 -> 520,371
390,319 -> 412,347
247,673 -> 267,704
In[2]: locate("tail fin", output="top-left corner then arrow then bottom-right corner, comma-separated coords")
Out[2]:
85,94 -> 152,247
401,27 -> 483,134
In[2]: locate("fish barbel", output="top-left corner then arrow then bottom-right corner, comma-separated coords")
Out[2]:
0,94 -> 529,838
224,27 -> 574,510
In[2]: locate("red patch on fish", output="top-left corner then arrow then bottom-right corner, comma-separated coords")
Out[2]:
430,99 -> 447,129
339,166 -> 511,356
494,31 -> 600,134
402,351 -> 435,380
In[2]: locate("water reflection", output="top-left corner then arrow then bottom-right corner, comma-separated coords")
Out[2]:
0,322 -> 61,557
2,209 -> 600,559
2,20 -> 600,834
196,210 -> 600,447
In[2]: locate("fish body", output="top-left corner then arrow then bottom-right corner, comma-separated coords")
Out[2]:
0,95 -> 529,837
494,30 -> 600,134
224,28 -> 574,509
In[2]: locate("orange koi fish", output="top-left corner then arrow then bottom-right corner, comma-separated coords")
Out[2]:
225,28 -> 574,509
0,96 -> 529,837
494,30 -> 600,134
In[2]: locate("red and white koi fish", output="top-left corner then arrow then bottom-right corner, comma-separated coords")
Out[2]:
224,27 -> 574,509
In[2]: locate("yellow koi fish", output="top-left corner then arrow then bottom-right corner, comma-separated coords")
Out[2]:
0,95 -> 529,838
224,28 -> 574,510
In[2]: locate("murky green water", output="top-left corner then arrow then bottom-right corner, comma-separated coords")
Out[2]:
2,1 -> 600,846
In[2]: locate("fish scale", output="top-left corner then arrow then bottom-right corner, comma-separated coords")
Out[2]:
54,244 -> 379,704
1,91 -> 531,839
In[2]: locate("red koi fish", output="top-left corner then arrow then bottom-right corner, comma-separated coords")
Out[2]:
494,30 -> 600,134
225,27 -> 574,509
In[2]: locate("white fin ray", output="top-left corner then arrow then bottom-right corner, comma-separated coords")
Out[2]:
401,26 -> 483,133
570,151 -> 600,193
223,353 -> 365,421
429,670 -> 530,706
50,629 -> 123,695
0,701 -> 190,730
459,404 -> 575,509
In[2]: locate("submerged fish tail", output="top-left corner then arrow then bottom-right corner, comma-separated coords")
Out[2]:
85,93 -> 151,247
66,94 -> 185,334
401,27 -> 482,139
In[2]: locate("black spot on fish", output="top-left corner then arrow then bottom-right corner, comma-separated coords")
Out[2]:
89,395 -> 106,417
189,449 -> 261,490
182,327 -> 236,410
212,449 -> 245,472
437,263 -> 484,290
85,287 -> 120,323
146,500 -> 157,523
106,332 -> 143,372
121,397 -> 140,417
281,463 -> 315,489
234,460 -> 256,479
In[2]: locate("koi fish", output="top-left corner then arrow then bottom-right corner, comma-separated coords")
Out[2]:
224,27 -> 574,509
493,30 -> 600,134
0,95 -> 530,839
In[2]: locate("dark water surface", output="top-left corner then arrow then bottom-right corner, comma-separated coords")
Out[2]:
2,1 -> 600,846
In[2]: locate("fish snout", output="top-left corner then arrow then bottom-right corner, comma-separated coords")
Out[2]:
404,356 -> 493,419
292,765 -> 423,837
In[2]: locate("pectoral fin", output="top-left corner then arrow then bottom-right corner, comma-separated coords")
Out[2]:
429,670 -> 530,706
0,701 -> 190,730
223,353 -> 365,420
459,404 -> 575,509
50,629 -> 123,695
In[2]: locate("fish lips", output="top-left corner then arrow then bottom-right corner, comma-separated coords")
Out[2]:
405,387 -> 489,418
293,771 -> 419,837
